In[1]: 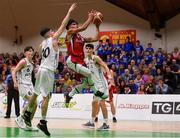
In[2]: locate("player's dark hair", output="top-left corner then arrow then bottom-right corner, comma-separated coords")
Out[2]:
66,19 -> 78,30
40,27 -> 51,37
24,46 -> 34,53
85,44 -> 94,49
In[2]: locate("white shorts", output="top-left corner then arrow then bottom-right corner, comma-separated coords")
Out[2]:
66,56 -> 91,77
34,67 -> 54,97
93,76 -> 109,100
18,83 -> 34,100
93,85 -> 109,101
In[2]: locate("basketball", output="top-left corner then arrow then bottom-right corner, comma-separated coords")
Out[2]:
93,12 -> 104,25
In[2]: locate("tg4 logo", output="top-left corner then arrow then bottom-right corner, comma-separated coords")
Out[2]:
152,102 -> 180,114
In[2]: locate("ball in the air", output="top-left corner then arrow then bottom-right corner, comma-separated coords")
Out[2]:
93,12 -> 104,25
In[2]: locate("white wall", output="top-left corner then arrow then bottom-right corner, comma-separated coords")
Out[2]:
0,0 -> 179,54
166,14 -> 180,52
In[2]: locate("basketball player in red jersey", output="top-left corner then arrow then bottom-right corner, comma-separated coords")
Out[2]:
65,11 -> 107,104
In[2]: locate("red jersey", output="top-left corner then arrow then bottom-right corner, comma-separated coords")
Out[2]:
66,33 -> 85,65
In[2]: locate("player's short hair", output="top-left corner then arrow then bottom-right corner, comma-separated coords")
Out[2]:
66,19 -> 78,30
24,46 -> 34,53
40,27 -> 51,37
85,44 -> 94,49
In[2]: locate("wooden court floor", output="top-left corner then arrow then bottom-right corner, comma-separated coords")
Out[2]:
0,118 -> 180,137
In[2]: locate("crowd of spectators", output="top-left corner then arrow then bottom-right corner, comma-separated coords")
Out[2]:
97,37 -> 180,94
0,36 -> 180,95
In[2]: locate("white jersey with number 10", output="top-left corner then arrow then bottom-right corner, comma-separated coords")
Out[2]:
40,37 -> 59,71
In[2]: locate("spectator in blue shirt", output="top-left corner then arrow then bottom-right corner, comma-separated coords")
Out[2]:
145,43 -> 154,54
156,52 -> 165,69
135,40 -> 144,57
128,78 -> 139,94
144,51 -> 153,65
156,78 -> 169,94
123,36 -> 134,57
106,46 -> 112,55
120,51 -> 129,68
117,63 -> 125,76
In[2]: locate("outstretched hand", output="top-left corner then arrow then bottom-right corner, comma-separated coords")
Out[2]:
88,9 -> 96,21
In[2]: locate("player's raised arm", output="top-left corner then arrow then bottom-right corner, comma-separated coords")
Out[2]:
84,23 -> 100,43
67,10 -> 95,35
52,3 -> 77,40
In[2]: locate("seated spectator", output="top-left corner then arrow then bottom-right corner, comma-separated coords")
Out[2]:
128,78 -> 139,94
117,63 -> 125,76
154,68 -> 163,84
132,69 -> 140,79
124,85 -> 133,94
59,72 -> 73,93
117,80 -> 126,94
148,63 -> 156,76
130,59 -> 138,70
137,84 -> 146,94
145,77 -> 156,94
134,74 -> 144,88
127,65 -> 134,74
142,67 -> 150,84
114,55 -> 120,68
138,59 -> 147,72
172,47 -> 179,60
156,78 -> 169,94
121,69 -> 132,84
170,59 -> 180,87
163,66 -> 176,90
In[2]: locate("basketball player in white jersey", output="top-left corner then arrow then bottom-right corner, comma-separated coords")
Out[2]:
21,3 -> 77,136
83,44 -> 113,130
94,69 -> 117,123
12,46 -> 37,130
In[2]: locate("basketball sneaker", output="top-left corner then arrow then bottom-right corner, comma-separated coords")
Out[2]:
37,120 -> 51,136
15,115 -> 26,129
97,123 -> 109,131
82,121 -> 95,128
65,94 -> 72,107
22,111 -> 32,127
